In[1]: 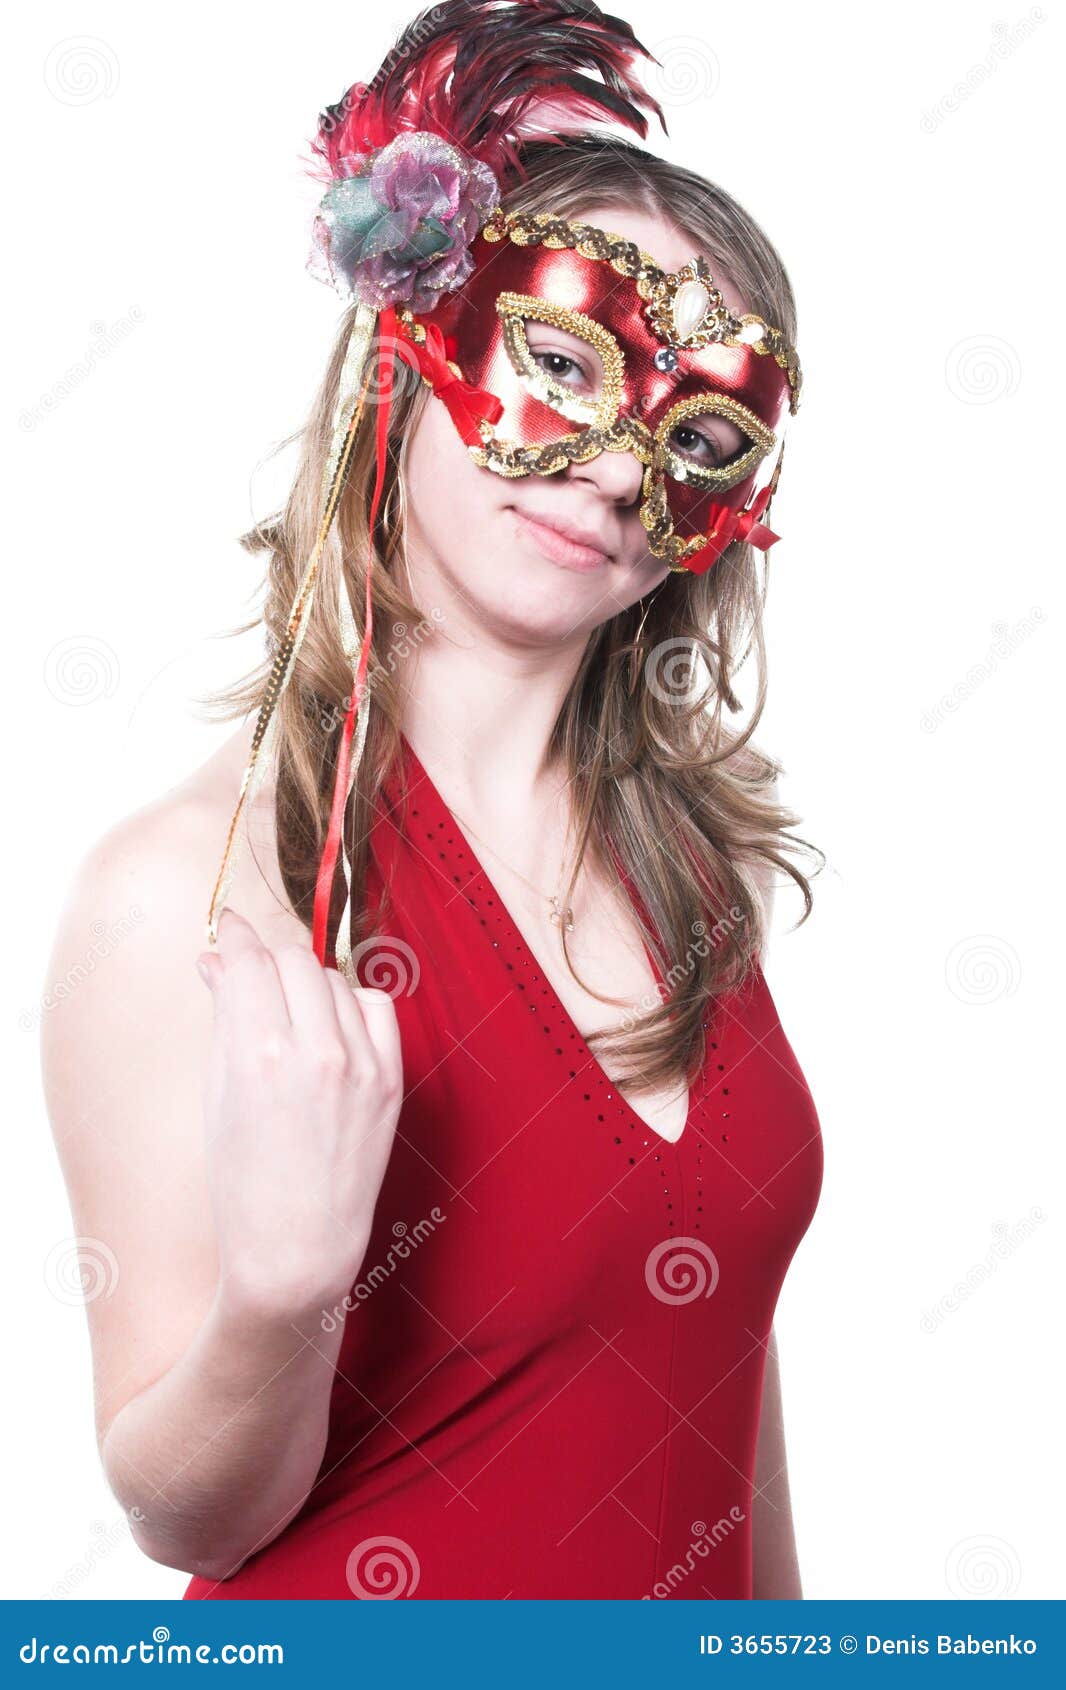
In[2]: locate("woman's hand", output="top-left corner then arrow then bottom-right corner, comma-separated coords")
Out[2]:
196,907 -> 403,1318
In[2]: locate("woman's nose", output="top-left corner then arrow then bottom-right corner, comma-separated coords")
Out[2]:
562,441 -> 645,508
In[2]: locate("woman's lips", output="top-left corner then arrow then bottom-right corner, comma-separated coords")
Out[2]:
508,507 -> 613,573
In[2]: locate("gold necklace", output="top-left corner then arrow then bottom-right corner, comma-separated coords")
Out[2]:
447,805 -> 577,933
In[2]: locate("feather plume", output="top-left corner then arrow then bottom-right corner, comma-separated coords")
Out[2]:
309,0 -> 666,187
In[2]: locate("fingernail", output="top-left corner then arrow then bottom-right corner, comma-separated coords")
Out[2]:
196,959 -> 213,987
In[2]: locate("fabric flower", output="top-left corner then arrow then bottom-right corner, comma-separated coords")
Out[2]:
307,131 -> 500,313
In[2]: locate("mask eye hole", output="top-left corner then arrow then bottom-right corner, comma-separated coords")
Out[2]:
655,394 -> 776,492
496,292 -> 624,428
524,324 -> 602,400
669,412 -> 750,473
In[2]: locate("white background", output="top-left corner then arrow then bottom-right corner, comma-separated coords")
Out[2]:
5,0 -> 1061,1600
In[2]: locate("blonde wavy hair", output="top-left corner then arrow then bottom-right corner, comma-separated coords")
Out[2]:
200,136 -> 823,1095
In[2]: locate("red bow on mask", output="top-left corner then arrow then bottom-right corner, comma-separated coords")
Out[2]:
394,320 -> 503,444
684,483 -> 780,576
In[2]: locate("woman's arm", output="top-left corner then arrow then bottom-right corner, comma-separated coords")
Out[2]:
40,796 -> 399,1580
751,1325 -> 803,1599
101,1283 -> 350,1581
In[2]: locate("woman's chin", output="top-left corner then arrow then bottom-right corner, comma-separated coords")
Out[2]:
462,571 -> 612,649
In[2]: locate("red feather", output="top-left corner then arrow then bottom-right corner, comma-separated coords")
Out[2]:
309,0 -> 666,186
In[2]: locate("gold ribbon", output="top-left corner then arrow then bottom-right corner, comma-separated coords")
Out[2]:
205,303 -> 379,947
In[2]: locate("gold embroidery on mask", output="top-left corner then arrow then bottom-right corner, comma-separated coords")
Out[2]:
494,292 -> 625,429
655,392 -> 776,494
639,465 -> 711,569
470,412 -> 654,479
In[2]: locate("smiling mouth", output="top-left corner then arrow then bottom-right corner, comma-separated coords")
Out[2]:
507,507 -> 614,572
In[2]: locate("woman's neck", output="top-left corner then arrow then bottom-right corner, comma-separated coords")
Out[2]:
396,626 -> 585,825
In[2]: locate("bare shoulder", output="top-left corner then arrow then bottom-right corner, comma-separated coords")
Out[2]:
45,718 -> 304,988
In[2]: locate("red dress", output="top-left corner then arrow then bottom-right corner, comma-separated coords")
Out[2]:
185,736 -> 823,1600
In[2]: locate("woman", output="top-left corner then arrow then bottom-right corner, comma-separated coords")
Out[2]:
42,0 -> 824,1600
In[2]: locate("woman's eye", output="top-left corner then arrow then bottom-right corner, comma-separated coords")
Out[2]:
531,350 -> 591,391
671,422 -> 727,467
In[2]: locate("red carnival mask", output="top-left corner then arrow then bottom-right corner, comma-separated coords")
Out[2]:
400,207 -> 802,572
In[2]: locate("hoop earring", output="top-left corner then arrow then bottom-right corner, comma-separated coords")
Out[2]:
629,585 -> 665,688
634,594 -> 655,645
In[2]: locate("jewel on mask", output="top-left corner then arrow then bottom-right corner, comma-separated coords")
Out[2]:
645,256 -> 739,351
672,280 -> 711,340
653,347 -> 678,373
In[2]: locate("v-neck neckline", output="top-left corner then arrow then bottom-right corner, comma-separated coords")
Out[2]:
394,732 -> 696,1151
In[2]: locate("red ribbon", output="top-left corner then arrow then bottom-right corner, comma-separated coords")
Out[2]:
393,319 -> 503,444
685,483 -> 780,575
310,312 -> 502,968
311,308 -> 399,967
